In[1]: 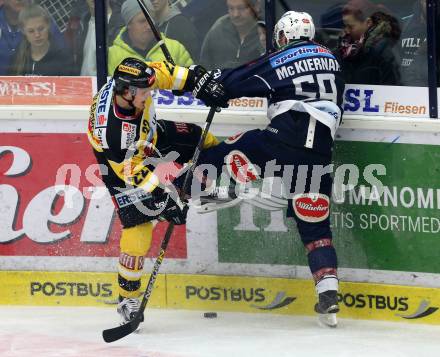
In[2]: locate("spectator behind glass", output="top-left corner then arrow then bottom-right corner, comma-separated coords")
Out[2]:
0,0 -> 66,75
256,20 -> 266,54
0,0 -> 30,74
315,3 -> 344,52
200,0 -> 262,70
400,0 -> 428,86
338,0 -> 401,85
180,0 -> 227,37
9,4 -> 75,75
107,0 -> 192,75
149,0 -> 200,61
65,0 -> 124,75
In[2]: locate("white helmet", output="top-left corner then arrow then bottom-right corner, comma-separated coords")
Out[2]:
274,11 -> 315,48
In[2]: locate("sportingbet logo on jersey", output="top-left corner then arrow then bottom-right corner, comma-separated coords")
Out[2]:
270,45 -> 335,68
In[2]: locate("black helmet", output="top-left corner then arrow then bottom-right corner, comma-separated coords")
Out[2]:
113,57 -> 155,93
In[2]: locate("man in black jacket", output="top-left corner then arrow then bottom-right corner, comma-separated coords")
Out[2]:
199,0 -> 262,70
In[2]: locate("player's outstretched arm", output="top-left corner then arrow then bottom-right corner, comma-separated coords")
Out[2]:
186,65 -> 229,108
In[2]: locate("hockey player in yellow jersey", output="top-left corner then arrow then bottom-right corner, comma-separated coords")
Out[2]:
87,57 -> 228,324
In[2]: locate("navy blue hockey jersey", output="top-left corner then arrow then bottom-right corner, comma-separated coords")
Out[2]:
216,41 -> 345,155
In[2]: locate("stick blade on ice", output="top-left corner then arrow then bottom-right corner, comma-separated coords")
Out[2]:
102,320 -> 140,343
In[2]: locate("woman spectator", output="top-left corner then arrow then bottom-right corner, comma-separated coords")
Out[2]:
9,4 -> 75,76
338,0 -> 401,85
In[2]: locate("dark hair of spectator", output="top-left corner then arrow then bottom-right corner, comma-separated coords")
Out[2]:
342,0 -> 385,21
10,4 -> 52,75
369,11 -> 401,44
240,0 -> 260,20
242,0 -> 259,6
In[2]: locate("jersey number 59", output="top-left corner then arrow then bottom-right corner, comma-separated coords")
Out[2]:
293,73 -> 337,102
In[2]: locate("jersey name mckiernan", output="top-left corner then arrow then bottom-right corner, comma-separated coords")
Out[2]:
276,58 -> 340,80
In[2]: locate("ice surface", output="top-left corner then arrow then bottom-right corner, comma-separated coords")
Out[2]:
0,306 -> 439,357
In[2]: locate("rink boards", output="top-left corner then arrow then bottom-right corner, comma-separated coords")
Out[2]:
1,271 -> 439,325
1,85 -> 440,327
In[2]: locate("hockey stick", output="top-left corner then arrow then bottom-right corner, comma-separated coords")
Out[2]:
102,0 -> 218,343
135,0 -> 174,64
103,112 -> 217,343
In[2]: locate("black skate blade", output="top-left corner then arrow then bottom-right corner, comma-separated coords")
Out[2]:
102,319 -> 140,343
314,303 -> 340,314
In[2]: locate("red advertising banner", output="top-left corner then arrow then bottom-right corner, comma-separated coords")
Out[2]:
0,77 -> 93,105
0,133 -> 187,258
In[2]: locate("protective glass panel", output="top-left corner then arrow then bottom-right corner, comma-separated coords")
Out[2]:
0,0 -> 432,87
274,0 -> 429,87
94,0 -> 267,75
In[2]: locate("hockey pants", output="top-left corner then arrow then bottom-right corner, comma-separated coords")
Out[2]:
197,129 -> 338,283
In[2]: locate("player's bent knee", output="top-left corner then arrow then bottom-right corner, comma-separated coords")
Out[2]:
120,223 -> 153,256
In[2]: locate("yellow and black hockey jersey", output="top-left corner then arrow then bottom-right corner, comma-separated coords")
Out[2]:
87,61 -> 217,193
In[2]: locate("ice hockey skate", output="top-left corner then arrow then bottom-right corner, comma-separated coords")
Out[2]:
194,180 -> 288,214
117,298 -> 144,326
315,290 -> 339,328
195,183 -> 242,213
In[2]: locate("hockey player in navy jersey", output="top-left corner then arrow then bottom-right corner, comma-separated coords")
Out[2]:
187,11 -> 345,327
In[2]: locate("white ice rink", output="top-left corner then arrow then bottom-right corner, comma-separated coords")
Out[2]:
1,306 -> 440,357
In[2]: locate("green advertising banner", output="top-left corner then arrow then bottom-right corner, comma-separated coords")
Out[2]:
218,141 -> 440,273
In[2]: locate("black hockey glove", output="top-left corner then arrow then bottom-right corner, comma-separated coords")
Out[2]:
154,190 -> 188,225
190,65 -> 229,108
